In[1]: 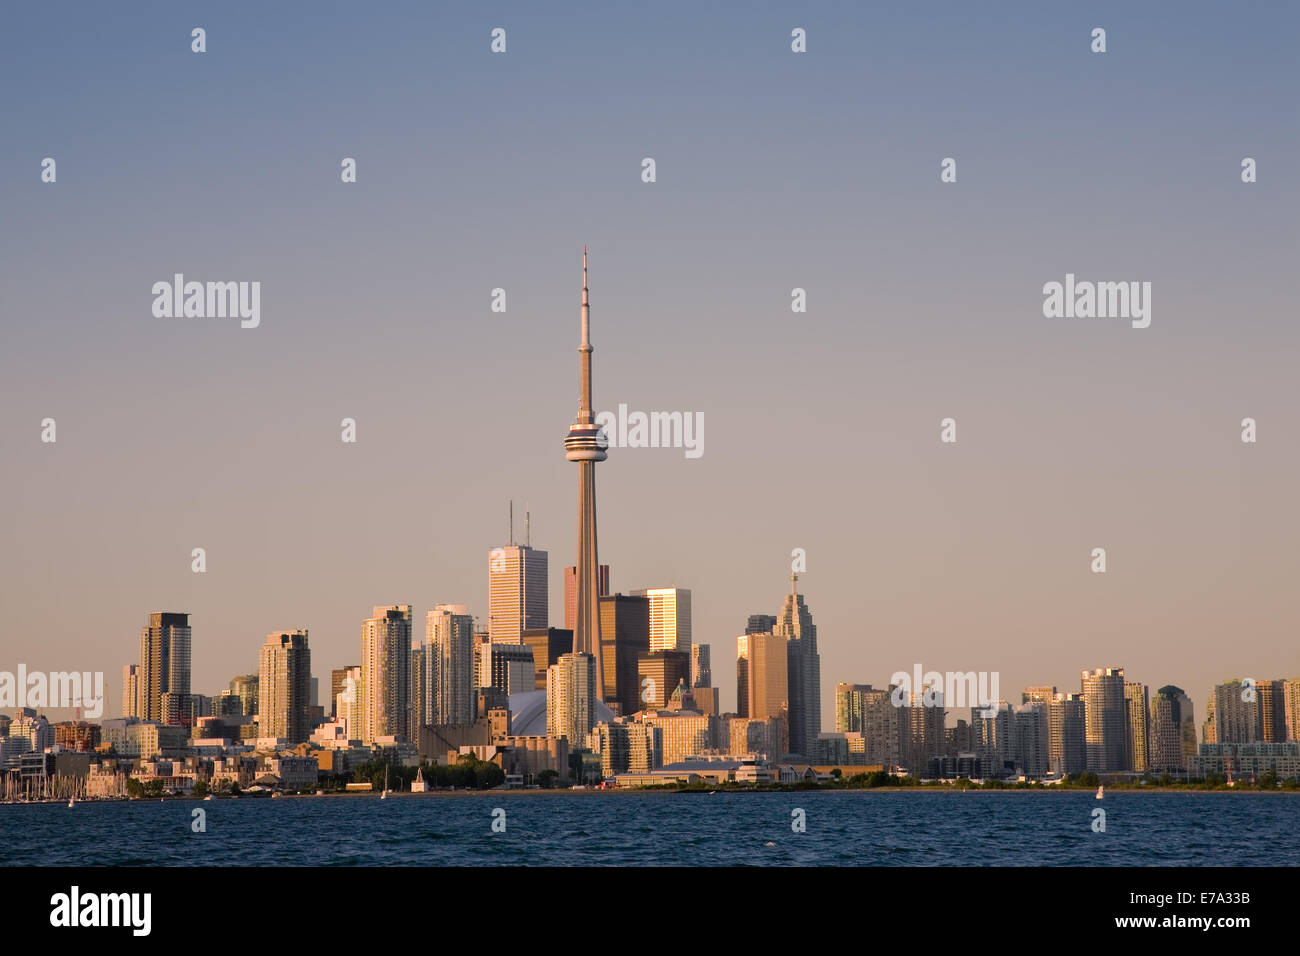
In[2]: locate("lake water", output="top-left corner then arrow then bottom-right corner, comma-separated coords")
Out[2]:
4,791 -> 1298,866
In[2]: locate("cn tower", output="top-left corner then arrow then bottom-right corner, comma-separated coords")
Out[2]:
564,247 -> 607,700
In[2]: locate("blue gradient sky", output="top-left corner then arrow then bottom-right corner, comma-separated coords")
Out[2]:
2,2 -> 1297,724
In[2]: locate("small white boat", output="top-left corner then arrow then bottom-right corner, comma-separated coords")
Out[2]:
67,796 -> 75,808
1095,785 -> 1105,800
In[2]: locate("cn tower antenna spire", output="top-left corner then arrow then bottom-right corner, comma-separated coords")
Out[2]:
565,246 -> 608,702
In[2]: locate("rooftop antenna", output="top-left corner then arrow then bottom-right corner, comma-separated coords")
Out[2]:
509,500 -> 514,546
525,509 -> 531,548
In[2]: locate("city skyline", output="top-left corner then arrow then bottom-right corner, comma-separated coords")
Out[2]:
4,3 -> 1297,730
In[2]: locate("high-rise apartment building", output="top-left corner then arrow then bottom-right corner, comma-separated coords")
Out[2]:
337,665 -> 363,740
835,683 -> 899,769
427,604 -> 474,726
488,544 -> 548,644
1284,678 -> 1300,743
258,630 -> 312,744
361,605 -> 412,743
122,665 -> 139,719
1150,685 -> 1195,773
547,652 -> 597,745
1022,685 -> 1056,705
230,674 -> 258,718
1125,681 -> 1150,773
1259,679 -> 1287,742
1012,702 -> 1050,778
330,667 -> 355,720
1208,679 -> 1260,744
136,612 -> 191,724
1081,667 -> 1128,773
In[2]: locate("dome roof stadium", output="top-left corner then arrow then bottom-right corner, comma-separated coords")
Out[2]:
508,689 -> 617,737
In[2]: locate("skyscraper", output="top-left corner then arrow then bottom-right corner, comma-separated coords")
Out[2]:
330,666 -> 356,719
547,651 -> 597,745
564,248 -> 608,701
337,665 -> 363,740
745,614 -> 776,635
737,631 -> 789,735
835,683 -> 899,769
565,563 -> 609,630
1208,679 -> 1261,744
599,593 -> 650,716
230,674 -> 258,718
1125,680 -> 1150,773
1150,685 -> 1195,773
775,574 -> 820,759
1049,692 -> 1087,776
521,627 -> 574,691
1259,679 -> 1287,742
428,604 -> 475,726
258,630 -> 312,744
136,612 -> 191,724
409,642 -> 428,734
122,665 -> 139,719
1081,667 -> 1128,772
361,605 -> 412,744
637,650 -> 691,710
691,643 -> 711,689
631,587 -> 693,658
1012,702 -> 1050,778
1284,678 -> 1300,743
488,543 -> 549,644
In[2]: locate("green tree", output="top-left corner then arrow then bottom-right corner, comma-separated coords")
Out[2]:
191,779 -> 209,798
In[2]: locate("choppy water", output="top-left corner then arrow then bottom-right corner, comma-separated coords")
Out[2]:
3,791 -> 1297,866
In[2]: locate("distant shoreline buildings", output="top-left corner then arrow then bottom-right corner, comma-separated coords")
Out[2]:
4,251 -> 1298,796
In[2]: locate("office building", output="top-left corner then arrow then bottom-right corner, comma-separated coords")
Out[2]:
599,593 -> 650,715
775,574 -> 820,759
692,644 -> 711,689
637,650 -> 691,711
488,543 -> 548,644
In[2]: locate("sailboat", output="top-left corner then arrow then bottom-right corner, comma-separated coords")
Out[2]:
1095,785 -> 1104,799
380,763 -> 390,800
67,794 -> 75,808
